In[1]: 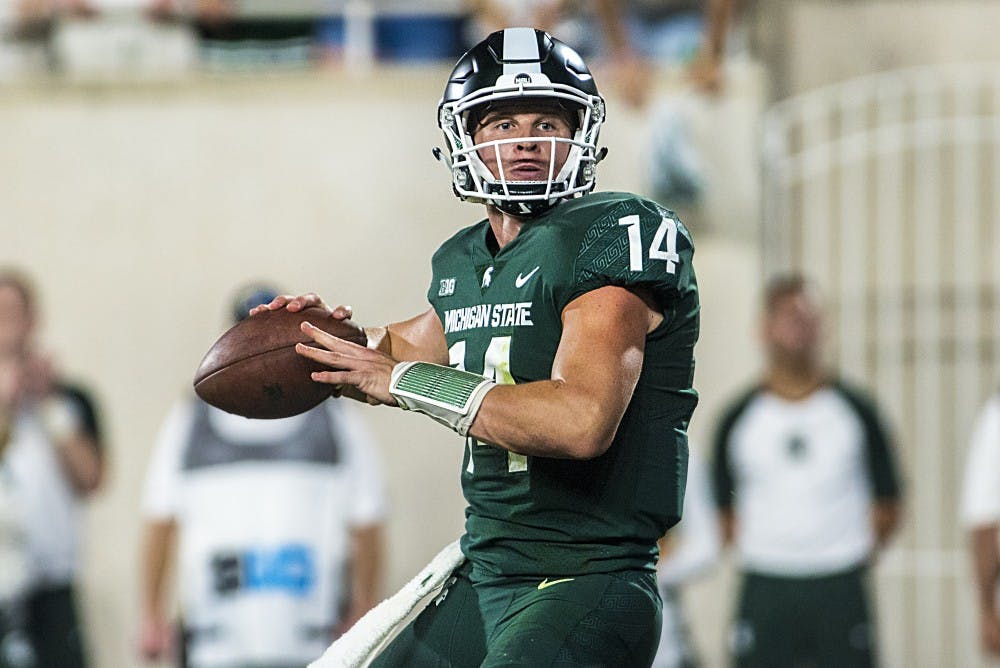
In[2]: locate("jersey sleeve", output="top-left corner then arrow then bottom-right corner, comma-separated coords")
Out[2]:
569,197 -> 695,305
711,387 -> 759,512
141,400 -> 194,520
961,396 -> 1000,527
836,381 -> 904,501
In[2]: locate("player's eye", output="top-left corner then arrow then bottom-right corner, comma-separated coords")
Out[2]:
538,119 -> 567,134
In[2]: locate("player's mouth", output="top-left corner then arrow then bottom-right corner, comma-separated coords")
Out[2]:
507,161 -> 549,180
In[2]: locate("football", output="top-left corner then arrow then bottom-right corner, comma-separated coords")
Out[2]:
193,307 -> 367,419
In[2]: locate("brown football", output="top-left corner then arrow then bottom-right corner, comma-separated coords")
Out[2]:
193,307 -> 366,419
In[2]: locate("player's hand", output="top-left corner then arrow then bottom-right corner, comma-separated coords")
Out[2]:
248,293 -> 353,321
295,321 -> 399,407
138,614 -> 173,661
981,610 -> 1000,656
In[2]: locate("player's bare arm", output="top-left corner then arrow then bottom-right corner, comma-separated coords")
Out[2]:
469,285 -> 660,459
369,308 -> 449,364
296,284 -> 661,460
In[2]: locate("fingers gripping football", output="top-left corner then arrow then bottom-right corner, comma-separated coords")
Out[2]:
249,293 -> 349,318
296,321 -> 399,406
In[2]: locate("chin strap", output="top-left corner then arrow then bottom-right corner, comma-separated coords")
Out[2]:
389,361 -> 496,436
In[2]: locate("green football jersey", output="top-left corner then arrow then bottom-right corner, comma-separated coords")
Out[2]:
426,191 -> 699,578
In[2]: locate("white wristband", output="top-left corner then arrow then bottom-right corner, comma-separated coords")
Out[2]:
389,362 -> 495,436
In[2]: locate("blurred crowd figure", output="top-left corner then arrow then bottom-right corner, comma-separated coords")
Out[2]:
961,387 -> 1000,658
464,0 -> 592,60
3,0 -> 179,34
0,269 -> 105,668
712,275 -> 904,667
465,1 -> 742,105
653,448 -> 721,668
595,0 -> 743,107
0,0 -> 743,81
138,284 -> 387,668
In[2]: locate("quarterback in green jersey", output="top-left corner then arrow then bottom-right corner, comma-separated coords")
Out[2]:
256,27 -> 699,667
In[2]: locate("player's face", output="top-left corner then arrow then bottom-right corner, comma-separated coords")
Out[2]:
472,105 -> 574,182
763,291 -> 823,365
0,285 -> 32,357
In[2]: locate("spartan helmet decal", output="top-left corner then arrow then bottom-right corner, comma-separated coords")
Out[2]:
435,28 -> 607,218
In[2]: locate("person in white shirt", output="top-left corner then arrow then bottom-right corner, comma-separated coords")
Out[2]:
0,269 -> 105,668
960,390 -> 1000,658
138,284 -> 388,668
712,274 -> 903,668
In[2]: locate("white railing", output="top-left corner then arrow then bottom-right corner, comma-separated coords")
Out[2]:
762,63 -> 1000,668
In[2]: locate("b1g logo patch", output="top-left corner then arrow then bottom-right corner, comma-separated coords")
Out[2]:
439,278 -> 456,296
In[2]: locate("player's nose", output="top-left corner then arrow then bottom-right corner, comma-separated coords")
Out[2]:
514,135 -> 539,151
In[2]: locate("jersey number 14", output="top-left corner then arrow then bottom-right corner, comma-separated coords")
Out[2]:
619,214 -> 680,274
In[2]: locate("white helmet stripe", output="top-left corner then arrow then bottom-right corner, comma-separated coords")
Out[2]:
501,27 -> 542,75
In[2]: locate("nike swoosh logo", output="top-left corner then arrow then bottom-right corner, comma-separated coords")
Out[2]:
515,266 -> 540,288
537,577 -> 575,590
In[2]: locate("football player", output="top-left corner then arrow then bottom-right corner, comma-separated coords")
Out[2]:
256,28 -> 699,666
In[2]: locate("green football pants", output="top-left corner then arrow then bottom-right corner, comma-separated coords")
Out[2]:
730,566 -> 876,668
371,561 -> 662,667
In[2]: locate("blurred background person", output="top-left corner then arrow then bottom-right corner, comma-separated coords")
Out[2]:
594,0 -> 743,107
0,269 -> 105,668
138,283 -> 387,668
653,447 -> 721,668
0,389 -> 34,668
462,0 -> 590,55
712,274 -> 903,667
960,387 -> 1000,658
